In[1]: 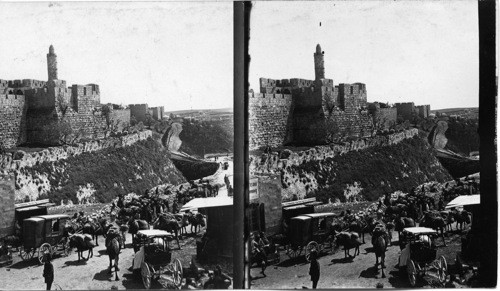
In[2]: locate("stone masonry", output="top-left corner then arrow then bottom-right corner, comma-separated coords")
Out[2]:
249,44 -> 430,150
0,46 -> 131,148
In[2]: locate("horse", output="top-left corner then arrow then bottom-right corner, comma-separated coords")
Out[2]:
105,229 -> 122,281
452,209 -> 471,231
188,213 -> 206,234
394,217 -> 416,242
153,214 -> 182,249
175,213 -> 190,235
334,232 -> 361,258
419,212 -> 447,246
440,210 -> 455,232
372,226 -> 389,278
348,218 -> 367,244
127,219 -> 149,242
82,218 -> 112,246
68,233 -> 95,262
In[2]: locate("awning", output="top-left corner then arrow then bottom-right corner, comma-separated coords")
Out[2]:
445,195 -> 480,209
181,196 -> 233,210
15,199 -> 52,209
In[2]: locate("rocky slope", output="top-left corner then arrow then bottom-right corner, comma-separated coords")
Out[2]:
274,136 -> 452,202
16,138 -> 186,204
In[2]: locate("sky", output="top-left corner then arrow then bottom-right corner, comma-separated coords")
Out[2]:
249,1 -> 479,110
0,2 -> 233,111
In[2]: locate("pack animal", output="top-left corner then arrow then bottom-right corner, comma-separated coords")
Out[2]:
334,232 -> 361,258
68,233 -> 95,262
105,229 -> 122,281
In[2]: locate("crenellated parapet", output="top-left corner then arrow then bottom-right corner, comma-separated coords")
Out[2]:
0,46 -> 110,148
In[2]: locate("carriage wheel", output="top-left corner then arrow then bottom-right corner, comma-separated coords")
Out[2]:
38,243 -> 52,265
286,245 -> 301,259
141,261 -> 152,289
437,256 -> 448,283
19,247 -> 35,261
305,241 -> 319,262
406,258 -> 417,287
172,259 -> 183,288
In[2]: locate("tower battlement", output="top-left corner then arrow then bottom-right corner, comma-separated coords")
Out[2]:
0,46 -> 109,148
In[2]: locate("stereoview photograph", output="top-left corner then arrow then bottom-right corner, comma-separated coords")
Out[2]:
0,2 -> 234,289
246,1 -> 484,288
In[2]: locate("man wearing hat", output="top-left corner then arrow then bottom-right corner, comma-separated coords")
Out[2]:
309,249 -> 320,289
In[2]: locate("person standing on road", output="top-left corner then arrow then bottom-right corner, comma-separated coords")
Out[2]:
309,250 -> 320,289
43,254 -> 54,290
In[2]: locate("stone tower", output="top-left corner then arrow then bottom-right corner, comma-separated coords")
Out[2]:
314,44 -> 325,81
47,45 -> 58,81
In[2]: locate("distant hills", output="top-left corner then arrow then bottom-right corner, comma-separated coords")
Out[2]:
431,107 -> 478,114
165,107 -> 233,115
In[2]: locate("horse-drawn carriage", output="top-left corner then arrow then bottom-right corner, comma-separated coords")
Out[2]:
286,212 -> 336,261
19,214 -> 72,264
133,229 -> 183,289
398,227 -> 448,287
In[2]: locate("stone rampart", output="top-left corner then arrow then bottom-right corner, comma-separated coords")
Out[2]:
250,128 -> 419,174
249,92 -> 294,150
0,94 -> 27,148
0,130 -> 153,172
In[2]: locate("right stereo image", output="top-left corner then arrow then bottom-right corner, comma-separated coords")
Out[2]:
245,1 -> 493,289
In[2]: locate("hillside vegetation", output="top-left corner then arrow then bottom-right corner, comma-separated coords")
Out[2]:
286,137 -> 452,202
22,138 -> 186,204
179,119 -> 233,158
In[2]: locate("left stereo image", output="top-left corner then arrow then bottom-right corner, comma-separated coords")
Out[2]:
0,2 -> 235,290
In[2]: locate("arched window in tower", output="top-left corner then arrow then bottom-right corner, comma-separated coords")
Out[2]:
350,86 -> 353,95
83,87 -> 87,96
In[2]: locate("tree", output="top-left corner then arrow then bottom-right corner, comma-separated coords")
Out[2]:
56,95 -> 69,116
130,115 -> 138,126
144,113 -> 154,129
40,121 -> 83,145
101,105 -> 122,137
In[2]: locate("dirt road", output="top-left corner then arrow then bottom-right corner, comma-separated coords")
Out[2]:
250,230 -> 464,289
1,232 -> 201,290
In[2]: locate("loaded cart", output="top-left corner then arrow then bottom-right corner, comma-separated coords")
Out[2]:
398,227 -> 448,287
132,229 -> 183,289
20,214 -> 72,264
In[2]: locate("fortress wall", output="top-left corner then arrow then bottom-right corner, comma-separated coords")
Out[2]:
249,93 -> 294,150
110,109 -> 131,131
129,104 -> 149,122
292,108 -> 326,145
395,102 -> 415,121
25,87 -> 56,109
325,110 -> 373,141
0,130 -> 153,172
0,94 -> 27,148
249,128 -> 419,174
378,108 -> 398,129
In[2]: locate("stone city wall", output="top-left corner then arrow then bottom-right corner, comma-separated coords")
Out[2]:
0,94 -> 27,148
0,130 -> 153,172
250,128 -> 419,174
249,92 -> 294,150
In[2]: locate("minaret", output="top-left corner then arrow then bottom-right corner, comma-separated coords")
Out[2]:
47,45 -> 58,81
314,44 -> 325,81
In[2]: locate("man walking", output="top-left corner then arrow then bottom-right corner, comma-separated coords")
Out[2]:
309,250 -> 320,289
43,254 -> 54,290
